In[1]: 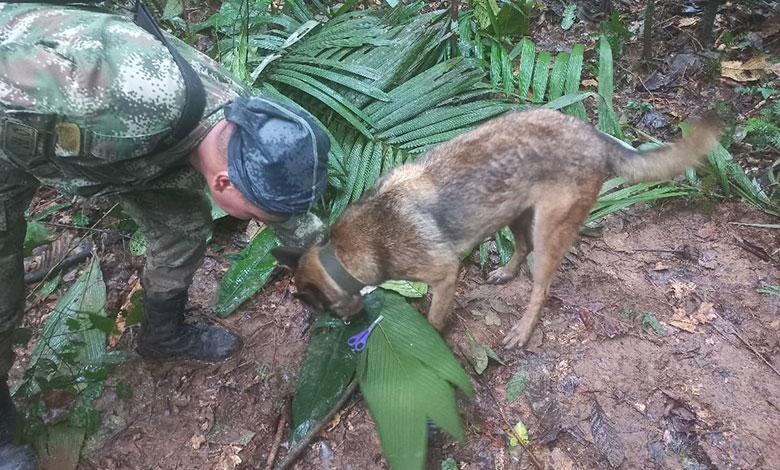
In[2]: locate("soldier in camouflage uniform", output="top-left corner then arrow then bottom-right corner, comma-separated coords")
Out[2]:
0,3 -> 329,466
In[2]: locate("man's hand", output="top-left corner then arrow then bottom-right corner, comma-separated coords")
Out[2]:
268,212 -> 327,249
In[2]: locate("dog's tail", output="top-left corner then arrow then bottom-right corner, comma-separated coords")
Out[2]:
606,114 -> 721,183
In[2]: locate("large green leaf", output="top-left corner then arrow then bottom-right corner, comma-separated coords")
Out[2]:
291,315 -> 369,444
357,290 -> 474,470
24,220 -> 49,256
18,255 -> 108,396
213,228 -> 280,317
597,35 -> 622,138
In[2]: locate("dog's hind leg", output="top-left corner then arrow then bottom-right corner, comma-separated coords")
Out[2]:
502,187 -> 598,349
486,207 -> 534,285
426,262 -> 462,331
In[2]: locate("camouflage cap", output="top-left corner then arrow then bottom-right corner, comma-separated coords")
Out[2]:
224,96 -> 330,216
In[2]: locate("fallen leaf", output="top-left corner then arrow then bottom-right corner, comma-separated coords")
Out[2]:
326,409 -> 344,432
489,298 -> 515,314
667,279 -> 696,303
466,332 -> 505,375
484,310 -> 501,326
654,262 -> 670,271
669,319 -> 696,333
692,302 -> 715,324
508,420 -> 530,446
190,433 -> 206,450
110,278 -> 142,347
590,399 -> 626,468
506,369 -> 527,403
722,57 -> 780,82
581,78 -> 599,87
678,17 -> 698,27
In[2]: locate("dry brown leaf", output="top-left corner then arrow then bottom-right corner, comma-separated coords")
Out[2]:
109,277 -> 142,348
678,17 -> 698,27
669,320 -> 697,333
190,433 -> 206,450
654,262 -> 670,271
325,410 -> 344,432
581,78 -> 599,88
692,302 -> 715,324
667,279 -> 697,303
722,57 -> 780,82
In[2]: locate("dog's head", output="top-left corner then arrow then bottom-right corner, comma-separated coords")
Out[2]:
272,246 -> 365,322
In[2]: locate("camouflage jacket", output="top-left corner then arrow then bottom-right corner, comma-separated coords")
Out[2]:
0,3 -> 249,196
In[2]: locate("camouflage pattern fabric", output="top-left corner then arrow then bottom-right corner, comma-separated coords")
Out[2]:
0,3 -> 250,376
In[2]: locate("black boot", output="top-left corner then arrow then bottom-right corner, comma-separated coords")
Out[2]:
136,290 -> 242,362
0,376 -> 36,470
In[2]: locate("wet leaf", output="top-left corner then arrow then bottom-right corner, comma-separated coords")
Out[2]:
213,228 -> 280,317
13,327 -> 33,346
129,228 -> 146,256
358,290 -> 474,470
641,312 -> 667,336
379,280 -> 428,298
33,422 -> 84,470
72,213 -> 89,227
561,3 -> 576,30
757,285 -> 780,297
162,0 -> 183,19
291,315 -> 368,444
506,369 -> 527,403
509,420 -> 530,446
524,373 -> 561,444
67,405 -> 100,435
589,399 -> 626,468
38,273 -> 61,298
24,220 -> 49,256
466,332 -> 504,374
116,381 -> 132,400
441,457 -> 458,470
19,255 -> 108,397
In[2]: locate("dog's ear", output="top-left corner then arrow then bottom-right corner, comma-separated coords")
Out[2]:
271,246 -> 305,270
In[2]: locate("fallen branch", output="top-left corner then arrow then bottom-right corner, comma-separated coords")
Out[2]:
273,378 -> 358,470
712,311 -> 780,379
265,397 -> 291,470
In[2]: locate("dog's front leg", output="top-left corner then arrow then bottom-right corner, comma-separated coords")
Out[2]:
426,264 -> 461,331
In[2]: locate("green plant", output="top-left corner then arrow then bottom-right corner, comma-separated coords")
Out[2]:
597,12 -> 633,58
13,255 -> 125,466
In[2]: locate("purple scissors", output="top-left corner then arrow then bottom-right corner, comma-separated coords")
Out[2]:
347,315 -> 384,351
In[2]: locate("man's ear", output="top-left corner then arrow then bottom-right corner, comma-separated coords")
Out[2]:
212,172 -> 232,193
272,246 -> 305,270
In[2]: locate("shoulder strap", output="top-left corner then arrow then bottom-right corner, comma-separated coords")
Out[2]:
132,0 -> 206,149
0,0 -> 206,150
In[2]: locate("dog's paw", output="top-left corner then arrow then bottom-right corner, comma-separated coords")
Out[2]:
502,324 -> 533,349
486,266 -> 517,285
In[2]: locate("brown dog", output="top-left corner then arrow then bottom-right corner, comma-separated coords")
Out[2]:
273,109 -> 720,348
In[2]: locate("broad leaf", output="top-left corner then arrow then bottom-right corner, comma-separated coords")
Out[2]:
24,220 -> 49,256
18,255 -> 108,397
290,315 -> 369,443
379,280 -> 428,298
213,228 -> 280,317
358,290 -> 473,470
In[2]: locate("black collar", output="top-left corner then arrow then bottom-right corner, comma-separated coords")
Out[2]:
318,243 -> 365,295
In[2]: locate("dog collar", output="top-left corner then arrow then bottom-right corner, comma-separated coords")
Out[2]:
318,242 -> 365,295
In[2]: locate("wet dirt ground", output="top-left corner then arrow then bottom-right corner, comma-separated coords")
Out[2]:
8,1 -> 780,469
64,199 -> 777,470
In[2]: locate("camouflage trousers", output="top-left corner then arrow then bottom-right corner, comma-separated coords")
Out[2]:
0,158 -> 213,377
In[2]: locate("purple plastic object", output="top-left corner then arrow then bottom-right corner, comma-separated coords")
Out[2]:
347,315 -> 384,351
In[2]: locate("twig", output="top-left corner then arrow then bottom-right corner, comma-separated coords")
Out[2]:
274,378 -> 359,470
479,377 -> 544,470
734,236 -> 780,270
266,397 -> 291,470
712,312 -> 780,379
